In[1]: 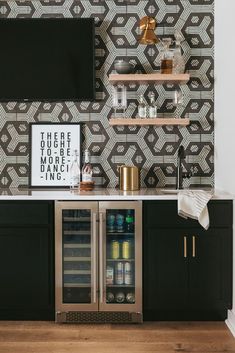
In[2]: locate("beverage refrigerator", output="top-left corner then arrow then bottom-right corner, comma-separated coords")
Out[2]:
55,201 -> 142,323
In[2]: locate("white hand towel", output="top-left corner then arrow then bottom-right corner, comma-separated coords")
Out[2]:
178,190 -> 213,230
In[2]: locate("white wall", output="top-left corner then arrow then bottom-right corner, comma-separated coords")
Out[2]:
215,0 -> 235,194
215,0 -> 235,336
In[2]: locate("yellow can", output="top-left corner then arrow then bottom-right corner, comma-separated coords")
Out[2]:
122,240 -> 130,259
111,240 -> 120,259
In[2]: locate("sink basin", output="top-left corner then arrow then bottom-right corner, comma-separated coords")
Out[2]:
160,188 -> 212,194
161,189 -> 179,194
159,187 -> 213,195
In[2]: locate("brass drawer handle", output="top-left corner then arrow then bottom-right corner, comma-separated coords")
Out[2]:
184,236 -> 187,258
192,236 -> 196,258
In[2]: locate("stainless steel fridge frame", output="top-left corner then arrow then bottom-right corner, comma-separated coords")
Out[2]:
55,200 -> 142,323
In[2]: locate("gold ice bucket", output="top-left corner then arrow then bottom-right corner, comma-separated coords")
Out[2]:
118,165 -> 140,191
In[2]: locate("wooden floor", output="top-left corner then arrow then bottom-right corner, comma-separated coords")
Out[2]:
0,321 -> 234,353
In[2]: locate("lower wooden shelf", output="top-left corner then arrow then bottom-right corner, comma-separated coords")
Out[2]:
109,118 -> 190,126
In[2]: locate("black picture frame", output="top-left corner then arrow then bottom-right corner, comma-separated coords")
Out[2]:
29,122 -> 82,188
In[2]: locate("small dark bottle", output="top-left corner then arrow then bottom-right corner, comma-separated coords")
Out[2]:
125,210 -> 134,233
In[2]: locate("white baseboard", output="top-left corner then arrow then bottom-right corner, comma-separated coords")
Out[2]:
226,310 -> 235,337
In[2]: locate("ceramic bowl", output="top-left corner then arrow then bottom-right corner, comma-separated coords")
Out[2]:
114,60 -> 134,74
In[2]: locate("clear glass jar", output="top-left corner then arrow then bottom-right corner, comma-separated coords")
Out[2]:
173,31 -> 185,74
173,43 -> 185,74
112,84 -> 127,118
149,92 -> 157,118
138,94 -> 147,118
160,38 -> 174,74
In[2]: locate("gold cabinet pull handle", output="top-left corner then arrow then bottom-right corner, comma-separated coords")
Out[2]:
192,236 -> 196,258
184,236 -> 187,258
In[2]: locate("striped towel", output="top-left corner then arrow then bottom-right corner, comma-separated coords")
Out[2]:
178,190 -> 213,230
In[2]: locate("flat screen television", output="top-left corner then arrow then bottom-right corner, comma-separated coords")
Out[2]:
0,18 -> 95,101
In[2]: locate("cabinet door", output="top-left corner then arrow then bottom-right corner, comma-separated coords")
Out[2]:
143,201 -> 233,321
0,226 -> 54,320
188,228 -> 232,312
55,201 -> 99,313
144,228 -> 188,320
99,201 -> 142,314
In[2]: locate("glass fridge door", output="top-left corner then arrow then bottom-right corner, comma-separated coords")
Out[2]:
99,201 -> 142,313
55,202 -> 98,312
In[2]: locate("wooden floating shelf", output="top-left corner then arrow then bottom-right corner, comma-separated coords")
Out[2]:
109,73 -> 190,85
109,118 -> 190,126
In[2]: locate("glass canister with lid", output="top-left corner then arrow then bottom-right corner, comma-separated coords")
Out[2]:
160,38 -> 174,74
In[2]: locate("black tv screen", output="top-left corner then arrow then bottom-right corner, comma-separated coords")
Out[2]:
0,18 -> 95,101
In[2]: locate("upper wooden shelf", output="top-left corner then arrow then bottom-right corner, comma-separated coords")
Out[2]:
109,118 -> 190,126
109,73 -> 190,85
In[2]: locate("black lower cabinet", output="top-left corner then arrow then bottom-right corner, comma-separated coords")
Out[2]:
0,201 -> 54,320
143,200 -> 233,321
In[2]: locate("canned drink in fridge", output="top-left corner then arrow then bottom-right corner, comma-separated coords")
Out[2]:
111,240 -> 120,259
115,261 -> 124,285
122,240 -> 131,259
116,213 -> 124,233
124,261 -> 133,285
107,214 -> 115,233
126,292 -> 135,304
106,265 -> 114,285
115,292 -> 125,303
106,292 -> 115,303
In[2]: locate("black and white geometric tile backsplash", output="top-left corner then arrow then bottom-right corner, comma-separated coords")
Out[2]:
0,0 -> 214,188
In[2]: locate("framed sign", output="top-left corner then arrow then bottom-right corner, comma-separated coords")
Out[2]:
29,123 -> 82,188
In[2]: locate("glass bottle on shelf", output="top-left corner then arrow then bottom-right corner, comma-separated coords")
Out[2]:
173,88 -> 184,119
173,31 -> 185,74
69,149 -> 80,190
138,94 -> 147,118
149,93 -> 157,118
82,149 -> 93,182
112,85 -> 127,118
161,38 -> 174,74
173,89 -> 183,107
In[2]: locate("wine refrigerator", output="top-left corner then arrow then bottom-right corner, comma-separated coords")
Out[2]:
55,201 -> 142,323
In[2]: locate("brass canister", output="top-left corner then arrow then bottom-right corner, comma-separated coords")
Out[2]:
118,165 -> 139,191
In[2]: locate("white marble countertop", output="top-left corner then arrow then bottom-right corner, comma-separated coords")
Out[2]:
0,187 -> 233,200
